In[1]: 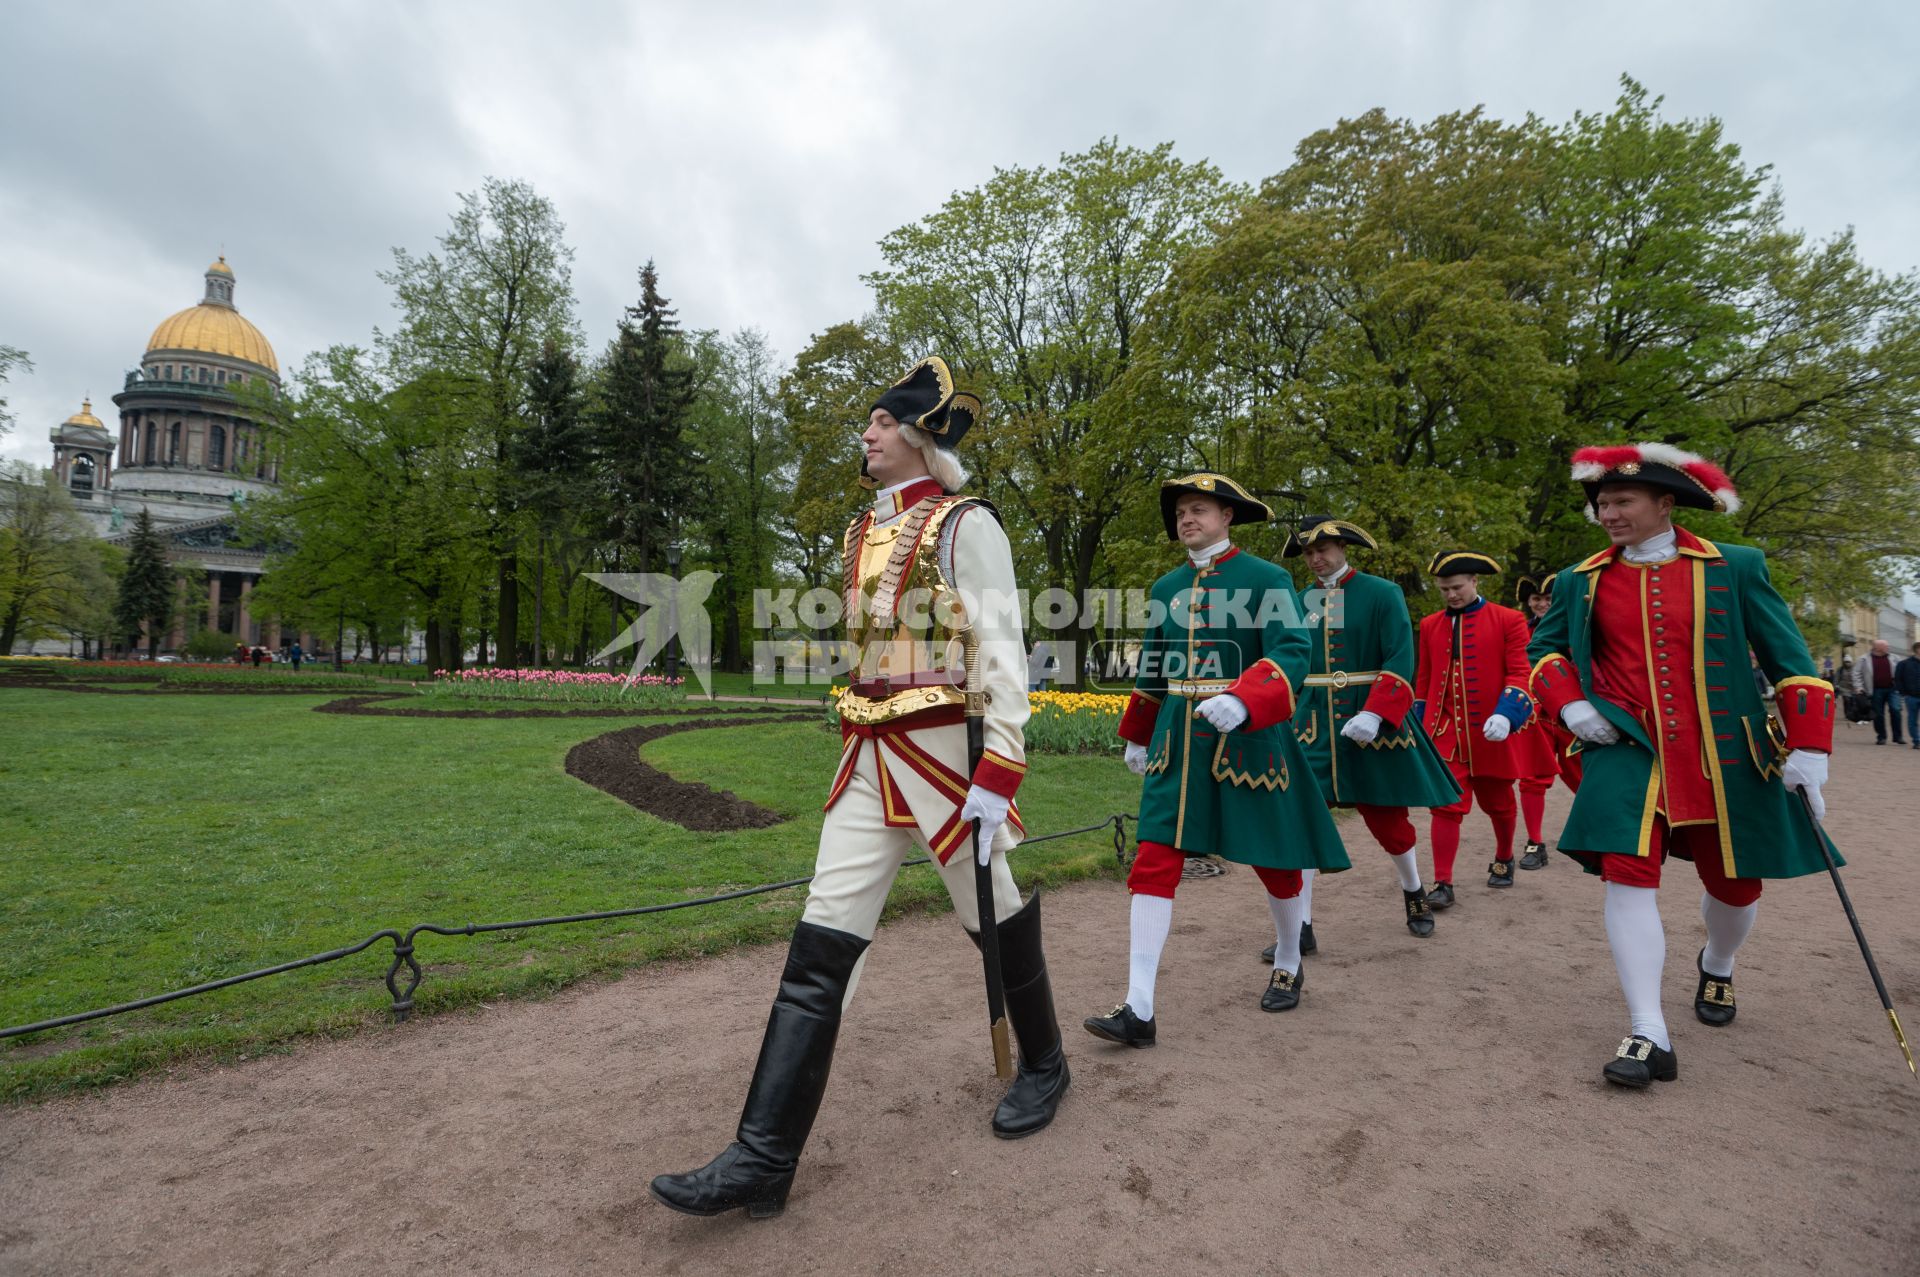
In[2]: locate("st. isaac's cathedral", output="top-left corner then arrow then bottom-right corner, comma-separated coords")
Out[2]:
44,256 -> 312,652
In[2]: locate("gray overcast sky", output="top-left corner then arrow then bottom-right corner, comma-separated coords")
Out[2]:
3,0 -> 1917,475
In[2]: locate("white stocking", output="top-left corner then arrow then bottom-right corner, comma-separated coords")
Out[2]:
1604,882 -> 1669,1050
1125,893 -> 1174,1022
1298,868 -> 1315,923
1700,892 -> 1758,979
1390,849 -> 1423,892
1266,891 -> 1306,976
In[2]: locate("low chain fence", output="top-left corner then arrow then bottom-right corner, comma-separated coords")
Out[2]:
2,814 -> 1135,1043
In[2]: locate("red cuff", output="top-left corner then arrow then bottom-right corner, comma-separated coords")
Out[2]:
1775,677 -> 1836,753
1119,691 -> 1161,746
1362,671 -> 1415,728
971,747 -> 1028,798
1530,653 -> 1584,724
1227,658 -> 1296,732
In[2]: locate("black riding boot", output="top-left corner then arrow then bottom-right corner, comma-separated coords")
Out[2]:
969,889 -> 1071,1139
649,920 -> 869,1219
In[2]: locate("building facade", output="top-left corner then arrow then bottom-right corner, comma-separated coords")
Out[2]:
40,257 -> 315,655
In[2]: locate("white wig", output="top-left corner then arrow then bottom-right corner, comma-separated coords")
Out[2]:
900,421 -> 969,491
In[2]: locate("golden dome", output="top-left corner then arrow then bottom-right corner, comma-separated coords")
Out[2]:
207,256 -> 234,276
146,304 -> 278,375
63,398 -> 106,429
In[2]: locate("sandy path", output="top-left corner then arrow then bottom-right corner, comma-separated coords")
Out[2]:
3,726 -> 1917,1275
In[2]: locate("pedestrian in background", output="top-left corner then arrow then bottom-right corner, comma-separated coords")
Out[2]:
1851,638 -> 1905,745
1897,641 -> 1920,750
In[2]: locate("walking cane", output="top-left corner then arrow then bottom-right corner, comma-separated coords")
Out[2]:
962,627 -> 1014,1082
1794,785 -> 1917,1078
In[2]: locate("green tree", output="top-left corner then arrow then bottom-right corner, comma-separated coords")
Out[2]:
246,349 -> 491,673
0,462 -> 104,652
777,320 -> 901,592
600,261 -> 698,573
684,327 -> 791,672
1132,81 -> 1920,619
0,345 -> 30,439
111,509 -> 176,657
869,139 -> 1242,682
381,177 -> 579,664
511,338 -> 596,667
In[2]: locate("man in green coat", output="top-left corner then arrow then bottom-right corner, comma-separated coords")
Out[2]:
1529,443 -> 1838,1088
1084,474 -> 1350,1047
1257,515 -> 1461,960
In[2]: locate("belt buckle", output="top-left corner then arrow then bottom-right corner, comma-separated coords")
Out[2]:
1177,679 -> 1200,698
1330,670 -> 1350,690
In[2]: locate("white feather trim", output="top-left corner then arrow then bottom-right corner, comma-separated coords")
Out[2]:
1631,441 -> 1703,468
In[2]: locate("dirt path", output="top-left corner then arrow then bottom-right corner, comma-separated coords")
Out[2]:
3,725 -> 1916,1275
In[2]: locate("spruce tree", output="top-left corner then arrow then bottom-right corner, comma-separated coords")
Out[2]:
112,509 -> 176,657
599,261 -> 698,572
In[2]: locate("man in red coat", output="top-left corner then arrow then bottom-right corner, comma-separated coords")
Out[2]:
1414,551 -> 1539,906
1514,575 -> 1580,869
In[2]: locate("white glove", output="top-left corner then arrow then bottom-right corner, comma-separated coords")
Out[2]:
1124,742 -> 1149,775
1481,713 -> 1512,742
1782,749 -> 1828,822
1341,711 -> 1382,744
959,784 -> 1011,867
1561,699 -> 1621,745
1196,693 -> 1249,732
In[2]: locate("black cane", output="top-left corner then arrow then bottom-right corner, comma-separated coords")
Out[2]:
1795,785 -> 1917,1078
963,629 -> 1014,1082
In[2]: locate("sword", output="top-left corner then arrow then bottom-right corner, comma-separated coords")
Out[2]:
1795,785 -> 1917,1079
962,626 -> 1014,1082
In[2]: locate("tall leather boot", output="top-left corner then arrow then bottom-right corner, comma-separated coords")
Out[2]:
969,888 -> 1071,1139
649,920 -> 869,1219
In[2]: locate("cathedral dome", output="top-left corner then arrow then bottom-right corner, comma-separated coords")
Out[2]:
62,398 -> 106,431
144,256 -> 278,376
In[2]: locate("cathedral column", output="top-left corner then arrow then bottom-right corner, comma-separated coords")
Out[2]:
237,577 -> 253,645
168,576 -> 188,650
207,573 -> 222,635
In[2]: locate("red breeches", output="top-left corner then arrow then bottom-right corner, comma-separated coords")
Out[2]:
1598,823 -> 1762,906
1354,804 -> 1417,856
1429,759 -> 1518,882
1128,840 -> 1302,900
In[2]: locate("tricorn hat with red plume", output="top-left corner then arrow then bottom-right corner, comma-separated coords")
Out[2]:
1569,443 -> 1740,514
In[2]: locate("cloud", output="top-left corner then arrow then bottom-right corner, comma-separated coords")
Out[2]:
4,0 -> 1915,473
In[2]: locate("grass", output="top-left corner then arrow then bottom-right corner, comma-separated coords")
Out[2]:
0,687 -> 1138,1101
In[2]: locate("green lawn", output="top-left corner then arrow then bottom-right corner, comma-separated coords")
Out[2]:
0,688 -> 1137,1100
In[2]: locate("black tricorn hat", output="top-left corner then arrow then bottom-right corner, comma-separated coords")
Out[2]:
1159,473 -> 1273,541
1282,514 -> 1379,558
1427,550 -> 1502,577
870,356 -> 980,451
1514,573 -> 1553,603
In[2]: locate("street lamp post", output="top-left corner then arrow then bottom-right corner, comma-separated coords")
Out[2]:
665,540 -> 683,683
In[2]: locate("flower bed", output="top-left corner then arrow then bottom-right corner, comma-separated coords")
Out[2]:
421,668 -> 687,707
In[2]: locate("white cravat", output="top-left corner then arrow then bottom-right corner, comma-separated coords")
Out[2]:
1317,566 -> 1349,590
1622,528 -> 1678,563
1188,537 -> 1231,568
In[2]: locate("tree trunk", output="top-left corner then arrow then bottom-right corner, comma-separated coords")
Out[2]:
497,554 -> 518,671
532,532 -> 547,670
425,617 -> 443,671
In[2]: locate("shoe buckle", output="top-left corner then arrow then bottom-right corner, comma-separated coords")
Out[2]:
1268,970 -> 1296,992
1107,1004 -> 1130,1020
1616,1037 -> 1653,1062
1702,980 -> 1734,1007
1408,897 -> 1430,917
1492,861 -> 1511,878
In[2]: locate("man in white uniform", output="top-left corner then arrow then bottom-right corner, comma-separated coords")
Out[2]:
651,357 -> 1064,1219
